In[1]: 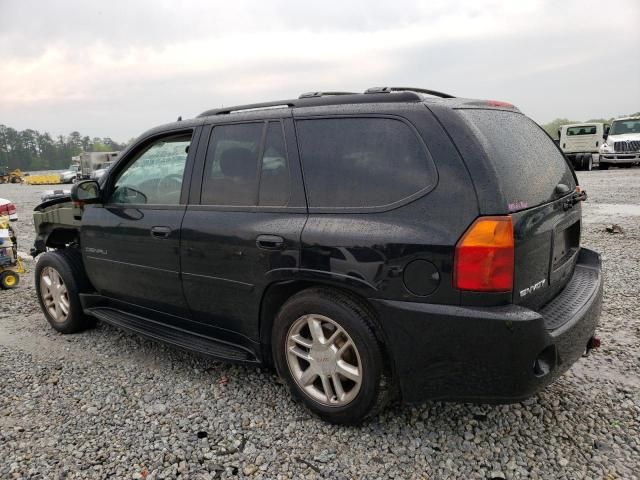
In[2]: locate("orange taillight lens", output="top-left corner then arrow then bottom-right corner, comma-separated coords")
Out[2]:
454,216 -> 514,292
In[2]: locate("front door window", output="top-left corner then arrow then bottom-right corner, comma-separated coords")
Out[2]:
109,134 -> 192,205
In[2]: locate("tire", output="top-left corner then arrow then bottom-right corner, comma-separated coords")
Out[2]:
584,154 -> 593,171
620,163 -> 633,169
35,249 -> 95,334
599,162 -> 609,170
272,287 -> 391,424
0,270 -> 19,289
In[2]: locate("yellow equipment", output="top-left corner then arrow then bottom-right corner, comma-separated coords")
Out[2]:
0,215 -> 24,289
24,174 -> 62,185
0,168 -> 24,184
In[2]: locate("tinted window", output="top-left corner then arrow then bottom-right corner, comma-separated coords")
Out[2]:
567,126 -> 597,135
459,110 -> 576,210
109,134 -> 191,205
259,122 -> 290,206
296,118 -> 432,208
202,123 -> 263,205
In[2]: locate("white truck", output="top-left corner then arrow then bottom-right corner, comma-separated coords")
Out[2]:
78,151 -> 120,179
558,123 -> 608,171
599,116 -> 640,169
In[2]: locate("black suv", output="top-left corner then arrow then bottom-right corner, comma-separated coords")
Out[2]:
32,87 -> 603,424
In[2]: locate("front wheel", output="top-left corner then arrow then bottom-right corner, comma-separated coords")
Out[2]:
272,288 -> 391,424
599,162 -> 610,170
35,249 -> 94,334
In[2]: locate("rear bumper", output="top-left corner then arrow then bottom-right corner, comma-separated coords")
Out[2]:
373,248 -> 603,404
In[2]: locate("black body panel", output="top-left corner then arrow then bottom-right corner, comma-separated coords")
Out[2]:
81,204 -> 189,317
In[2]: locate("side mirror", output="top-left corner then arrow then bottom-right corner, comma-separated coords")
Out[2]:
71,180 -> 101,204
604,125 -> 610,139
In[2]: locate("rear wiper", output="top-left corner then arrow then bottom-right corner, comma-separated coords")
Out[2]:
563,186 -> 587,210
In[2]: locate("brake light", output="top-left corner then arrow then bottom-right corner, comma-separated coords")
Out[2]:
454,216 -> 514,292
0,202 -> 16,216
486,100 -> 514,108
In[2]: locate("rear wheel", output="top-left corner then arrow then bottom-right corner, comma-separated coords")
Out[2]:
35,249 -> 94,334
272,287 -> 390,424
584,154 -> 593,171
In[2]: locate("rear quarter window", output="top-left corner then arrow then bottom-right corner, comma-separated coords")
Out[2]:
459,109 -> 576,211
295,117 -> 435,209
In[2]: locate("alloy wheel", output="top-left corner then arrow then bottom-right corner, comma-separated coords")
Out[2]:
40,266 -> 70,323
286,314 -> 362,407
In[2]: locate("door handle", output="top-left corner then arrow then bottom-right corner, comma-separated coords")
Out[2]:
256,234 -> 285,250
150,226 -> 172,239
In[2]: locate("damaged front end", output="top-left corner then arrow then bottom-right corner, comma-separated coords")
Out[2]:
31,196 -> 82,257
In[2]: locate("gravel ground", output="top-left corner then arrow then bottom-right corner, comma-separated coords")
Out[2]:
1,170 -> 639,480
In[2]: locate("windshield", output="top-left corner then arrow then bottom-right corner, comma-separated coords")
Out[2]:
566,125 -> 596,136
610,119 -> 640,135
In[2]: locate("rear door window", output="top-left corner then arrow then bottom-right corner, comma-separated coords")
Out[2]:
201,121 -> 292,207
259,122 -> 290,206
459,109 -> 576,210
201,123 -> 263,206
295,117 -> 434,209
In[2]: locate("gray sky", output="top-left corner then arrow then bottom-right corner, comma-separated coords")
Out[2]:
1,0 -> 639,141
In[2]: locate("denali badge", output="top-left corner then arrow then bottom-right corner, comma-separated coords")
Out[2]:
520,279 -> 546,298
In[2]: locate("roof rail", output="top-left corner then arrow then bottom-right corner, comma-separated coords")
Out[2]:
298,91 -> 358,99
197,89 -> 428,118
198,100 -> 296,118
365,86 -> 455,99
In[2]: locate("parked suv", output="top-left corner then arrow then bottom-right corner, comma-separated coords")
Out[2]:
32,88 -> 603,424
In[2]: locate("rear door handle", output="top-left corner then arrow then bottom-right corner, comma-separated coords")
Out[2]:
150,226 -> 172,239
256,234 -> 285,250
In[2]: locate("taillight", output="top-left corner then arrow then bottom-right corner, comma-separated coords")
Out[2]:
0,202 -> 16,216
454,216 -> 514,292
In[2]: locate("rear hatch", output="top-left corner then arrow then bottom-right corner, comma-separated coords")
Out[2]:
454,108 -> 581,309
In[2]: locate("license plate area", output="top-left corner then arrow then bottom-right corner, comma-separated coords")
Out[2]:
552,221 -> 580,269
549,220 -> 580,288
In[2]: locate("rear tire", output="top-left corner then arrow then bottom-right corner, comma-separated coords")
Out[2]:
272,287 -> 390,424
584,154 -> 593,171
35,249 -> 95,334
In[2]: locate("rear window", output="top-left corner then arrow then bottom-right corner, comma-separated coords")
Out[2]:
567,125 -> 597,135
459,110 -> 576,210
296,117 -> 434,209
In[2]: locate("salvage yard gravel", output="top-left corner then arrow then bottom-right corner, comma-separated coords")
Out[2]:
1,169 -> 639,479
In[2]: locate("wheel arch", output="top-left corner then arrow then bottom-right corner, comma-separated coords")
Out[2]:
258,279 -> 395,380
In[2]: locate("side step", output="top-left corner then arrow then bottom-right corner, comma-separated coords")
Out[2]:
86,307 -> 257,363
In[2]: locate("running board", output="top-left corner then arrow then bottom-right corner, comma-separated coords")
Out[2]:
86,307 -> 257,363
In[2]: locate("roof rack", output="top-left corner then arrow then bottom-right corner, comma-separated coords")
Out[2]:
298,91 -> 358,99
198,100 -> 296,118
196,88 -> 437,118
365,86 -> 455,98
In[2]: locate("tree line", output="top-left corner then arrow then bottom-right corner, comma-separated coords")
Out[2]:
0,124 -> 129,172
